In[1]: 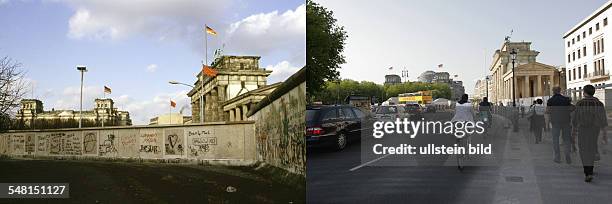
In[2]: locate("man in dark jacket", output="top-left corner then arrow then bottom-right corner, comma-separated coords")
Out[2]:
572,85 -> 607,182
546,87 -> 574,164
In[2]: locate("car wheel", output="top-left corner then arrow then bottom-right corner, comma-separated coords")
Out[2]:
335,133 -> 347,150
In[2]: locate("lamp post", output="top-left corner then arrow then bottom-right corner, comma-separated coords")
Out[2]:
168,80 -> 195,122
485,75 -> 490,98
77,66 -> 87,128
510,48 -> 518,107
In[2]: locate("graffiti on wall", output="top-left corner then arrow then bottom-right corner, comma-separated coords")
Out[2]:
83,131 -> 97,155
47,132 -> 82,155
25,134 -> 35,154
164,129 -> 184,156
36,134 -> 47,154
253,83 -> 306,175
10,134 -> 25,154
139,129 -> 162,157
186,128 -> 216,157
99,131 -> 118,157
0,135 -> 9,154
117,129 -> 138,157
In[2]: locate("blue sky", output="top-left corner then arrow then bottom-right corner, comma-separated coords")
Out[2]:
317,0 -> 607,94
0,0 -> 305,124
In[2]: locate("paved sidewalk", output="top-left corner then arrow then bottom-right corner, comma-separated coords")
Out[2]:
494,117 -> 612,203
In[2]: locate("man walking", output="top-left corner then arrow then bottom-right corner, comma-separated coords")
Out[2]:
573,85 -> 607,182
546,87 -> 573,164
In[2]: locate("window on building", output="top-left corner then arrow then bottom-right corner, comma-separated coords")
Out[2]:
568,41 -> 571,47
584,46 -> 587,56
578,50 -> 581,58
603,58 -> 606,72
595,61 -> 598,73
240,63 -> 245,70
572,38 -> 575,44
573,69 -> 577,80
568,54 -> 571,63
602,38 -> 605,53
590,27 -> 593,34
597,23 -> 600,31
578,35 -> 581,41
584,64 -> 588,76
605,18 -> 608,26
594,41 -> 597,54
578,67 -> 582,78
584,31 -> 587,38
573,52 -> 576,60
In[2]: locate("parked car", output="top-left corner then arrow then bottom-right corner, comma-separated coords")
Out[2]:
306,105 -> 368,150
374,105 -> 404,120
403,103 -> 423,120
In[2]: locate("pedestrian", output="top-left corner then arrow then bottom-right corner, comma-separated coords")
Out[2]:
528,100 -> 536,133
572,85 -> 607,182
546,86 -> 574,164
528,99 -> 545,144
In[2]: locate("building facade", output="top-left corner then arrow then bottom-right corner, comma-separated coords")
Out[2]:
489,41 -> 563,105
15,98 -> 131,128
187,55 -> 272,123
417,70 -> 464,100
384,74 -> 402,85
473,76 -> 493,102
564,1 -> 612,105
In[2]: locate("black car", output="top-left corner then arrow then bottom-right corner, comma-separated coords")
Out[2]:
306,105 -> 368,150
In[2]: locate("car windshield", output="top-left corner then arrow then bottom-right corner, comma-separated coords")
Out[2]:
376,106 -> 398,114
306,109 -> 319,122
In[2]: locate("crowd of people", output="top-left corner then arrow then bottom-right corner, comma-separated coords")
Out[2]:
453,85 -> 609,182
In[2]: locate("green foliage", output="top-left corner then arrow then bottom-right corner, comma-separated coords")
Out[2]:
311,80 -> 451,104
306,0 -> 348,98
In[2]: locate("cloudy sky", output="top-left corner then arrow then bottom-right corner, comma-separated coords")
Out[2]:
0,0 -> 305,125
317,0 -> 607,94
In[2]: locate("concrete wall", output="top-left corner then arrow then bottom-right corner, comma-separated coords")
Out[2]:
249,82 -> 306,176
0,122 -> 256,163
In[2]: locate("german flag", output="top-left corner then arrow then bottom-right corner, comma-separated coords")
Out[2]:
104,86 -> 112,94
205,25 -> 217,36
202,65 -> 218,77
170,100 -> 176,108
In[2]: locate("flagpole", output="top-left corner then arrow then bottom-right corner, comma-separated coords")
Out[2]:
201,24 -> 207,123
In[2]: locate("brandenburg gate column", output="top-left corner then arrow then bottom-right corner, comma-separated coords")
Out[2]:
537,75 -> 542,96
229,109 -> 235,121
205,93 -> 211,122
217,86 -> 226,121
235,107 -> 242,121
210,89 -> 218,121
524,75 -> 529,98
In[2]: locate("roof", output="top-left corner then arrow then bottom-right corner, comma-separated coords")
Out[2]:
564,0 -> 612,38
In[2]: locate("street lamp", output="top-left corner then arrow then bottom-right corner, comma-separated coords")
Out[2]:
77,66 -> 87,128
168,80 -> 198,122
169,80 -> 195,88
510,48 -> 518,107
485,75 -> 490,98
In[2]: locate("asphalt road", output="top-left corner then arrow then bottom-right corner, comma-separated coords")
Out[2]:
307,112 -> 510,203
0,160 -> 304,204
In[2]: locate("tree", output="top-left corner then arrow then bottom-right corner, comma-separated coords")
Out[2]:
0,56 -> 28,131
307,0 -> 348,99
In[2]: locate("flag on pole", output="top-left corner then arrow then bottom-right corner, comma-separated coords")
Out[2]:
104,86 -> 112,94
170,100 -> 176,108
205,26 -> 217,36
438,64 -> 443,68
202,65 -> 218,77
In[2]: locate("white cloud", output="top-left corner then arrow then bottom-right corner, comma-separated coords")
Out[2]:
115,90 -> 191,125
146,64 -> 158,73
265,60 -> 301,83
225,4 -> 305,65
59,0 -> 230,40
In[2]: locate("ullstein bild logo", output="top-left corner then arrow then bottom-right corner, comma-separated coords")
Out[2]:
372,118 -> 486,138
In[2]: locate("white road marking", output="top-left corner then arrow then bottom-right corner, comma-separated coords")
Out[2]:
349,154 -> 391,171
